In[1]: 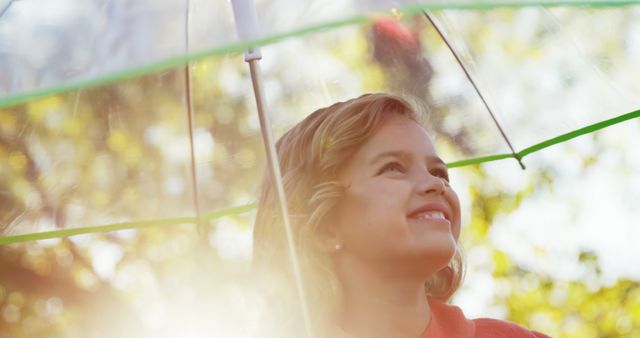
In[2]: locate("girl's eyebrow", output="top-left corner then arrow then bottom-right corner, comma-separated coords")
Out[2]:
369,150 -> 446,167
369,151 -> 407,166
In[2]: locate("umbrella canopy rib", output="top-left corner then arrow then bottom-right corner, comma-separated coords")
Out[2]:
423,11 -> 526,170
0,0 -> 15,18
183,0 -> 204,234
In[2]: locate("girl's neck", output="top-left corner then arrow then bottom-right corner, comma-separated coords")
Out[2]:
336,263 -> 431,338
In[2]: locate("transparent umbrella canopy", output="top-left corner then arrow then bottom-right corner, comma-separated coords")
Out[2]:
1,1 -> 640,337
0,0 -> 638,244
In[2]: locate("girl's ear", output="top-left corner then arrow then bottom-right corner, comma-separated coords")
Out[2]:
314,213 -> 344,254
317,232 -> 343,253
309,180 -> 347,253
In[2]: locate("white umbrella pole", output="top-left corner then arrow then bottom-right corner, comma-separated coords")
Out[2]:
231,1 -> 314,337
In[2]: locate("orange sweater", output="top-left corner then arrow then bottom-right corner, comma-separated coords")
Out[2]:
423,298 -> 550,338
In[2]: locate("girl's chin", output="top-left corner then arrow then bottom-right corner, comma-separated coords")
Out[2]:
386,243 -> 457,271
411,234 -> 457,255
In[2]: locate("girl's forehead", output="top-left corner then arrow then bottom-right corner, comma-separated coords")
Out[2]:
359,117 -> 435,154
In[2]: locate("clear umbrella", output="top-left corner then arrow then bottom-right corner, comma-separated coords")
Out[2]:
1,0 -> 637,240
0,1 -> 639,336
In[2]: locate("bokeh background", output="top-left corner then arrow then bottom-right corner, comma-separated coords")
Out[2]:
1,1 -> 639,337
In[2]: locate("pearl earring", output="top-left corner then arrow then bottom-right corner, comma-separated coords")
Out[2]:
335,243 -> 342,251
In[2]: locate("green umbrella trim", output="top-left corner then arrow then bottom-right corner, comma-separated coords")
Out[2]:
447,108 -> 640,167
1,108 -> 637,245
0,0 -> 638,109
0,203 -> 256,245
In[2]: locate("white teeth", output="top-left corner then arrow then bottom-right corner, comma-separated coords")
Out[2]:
414,211 -> 446,220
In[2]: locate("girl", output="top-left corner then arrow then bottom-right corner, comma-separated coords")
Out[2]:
253,93 -> 548,338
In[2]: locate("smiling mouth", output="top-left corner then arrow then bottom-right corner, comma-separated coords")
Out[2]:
407,211 -> 452,227
407,202 -> 453,226
411,211 -> 447,221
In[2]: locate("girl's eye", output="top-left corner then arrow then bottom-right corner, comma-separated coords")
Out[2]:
379,162 -> 405,175
431,168 -> 450,182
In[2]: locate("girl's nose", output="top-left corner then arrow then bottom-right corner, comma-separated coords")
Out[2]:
416,171 -> 446,195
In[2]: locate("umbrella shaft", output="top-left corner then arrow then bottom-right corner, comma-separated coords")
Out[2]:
248,60 -> 315,338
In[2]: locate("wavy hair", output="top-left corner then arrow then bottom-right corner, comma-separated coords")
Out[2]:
253,93 -> 464,336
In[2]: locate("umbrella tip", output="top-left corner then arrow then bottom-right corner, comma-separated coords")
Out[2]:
515,156 -> 526,170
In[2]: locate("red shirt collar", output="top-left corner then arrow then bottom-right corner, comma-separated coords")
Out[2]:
421,297 -> 476,338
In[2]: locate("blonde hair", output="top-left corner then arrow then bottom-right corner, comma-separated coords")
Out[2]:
253,93 -> 463,336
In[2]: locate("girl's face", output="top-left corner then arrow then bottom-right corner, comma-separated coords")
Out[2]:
332,115 -> 461,274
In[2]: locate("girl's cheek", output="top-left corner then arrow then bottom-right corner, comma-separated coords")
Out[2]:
347,179 -> 413,208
